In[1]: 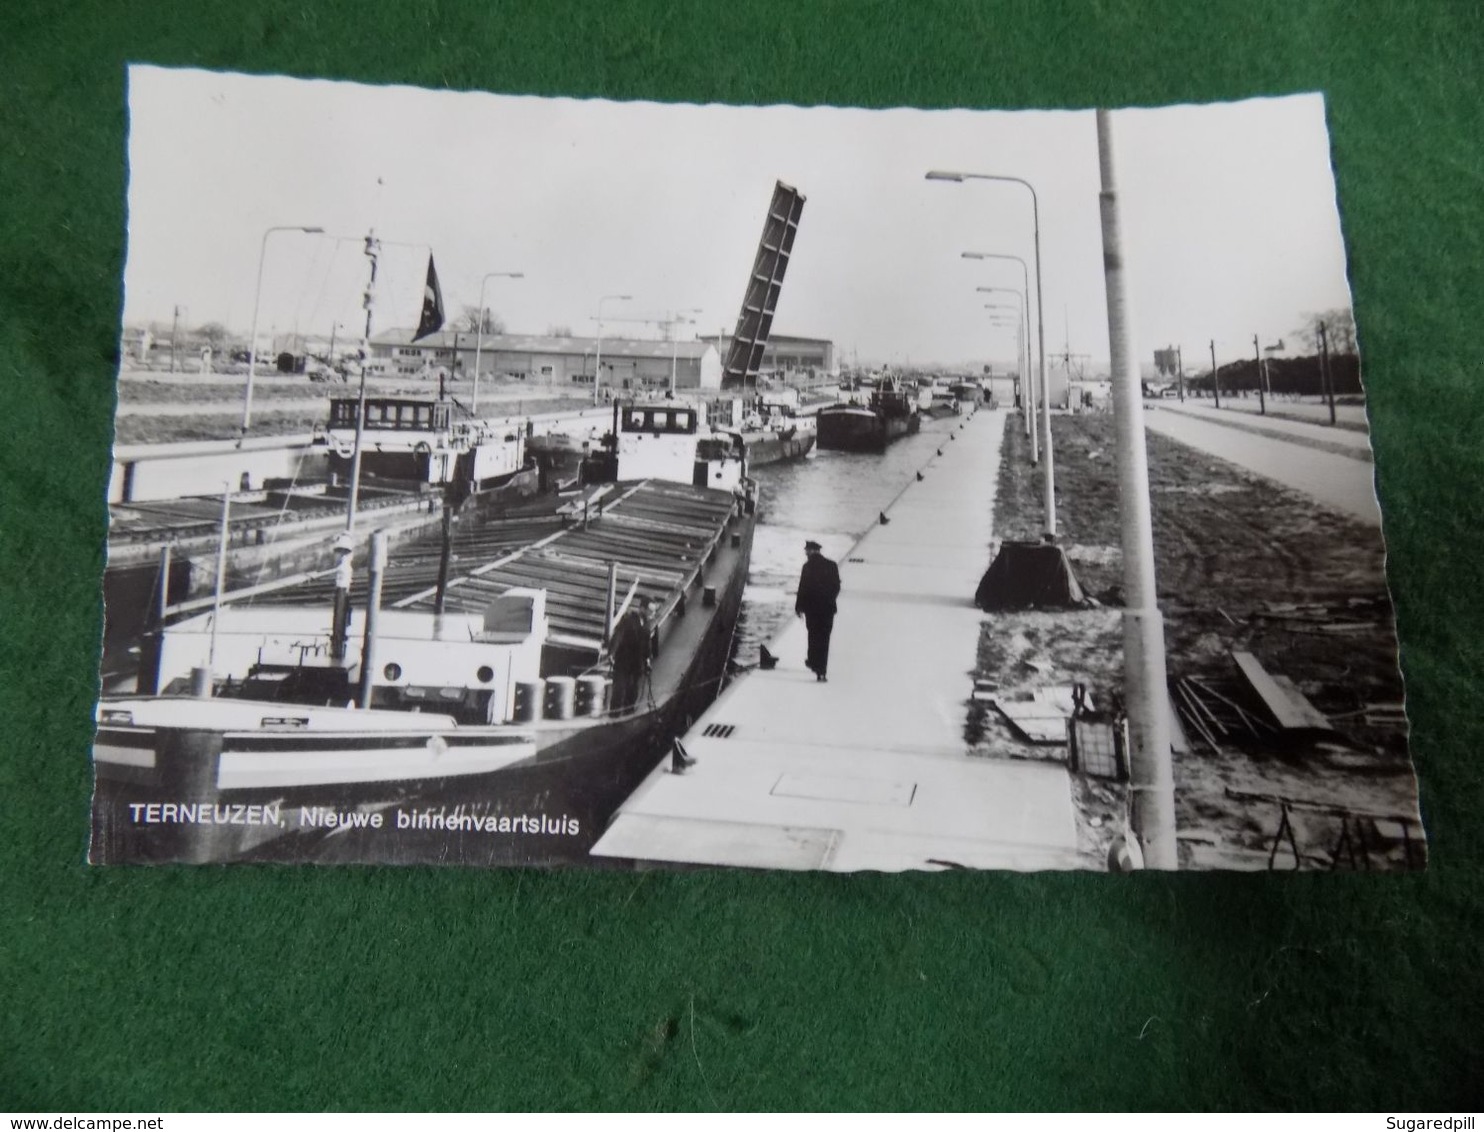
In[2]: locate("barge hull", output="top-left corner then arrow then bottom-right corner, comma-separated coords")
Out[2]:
90,484 -> 756,868
816,408 -> 920,453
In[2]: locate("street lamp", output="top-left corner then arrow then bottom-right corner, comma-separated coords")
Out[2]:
984,306 -> 1023,396
593,294 -> 632,404
979,287 -> 1027,415
241,225 -> 324,438
666,308 -> 704,396
471,271 -> 524,414
930,168 -> 1054,538
965,252 -> 1037,451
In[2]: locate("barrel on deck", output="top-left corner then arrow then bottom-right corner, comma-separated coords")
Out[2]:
575,675 -> 608,717
513,679 -> 546,723
544,676 -> 577,721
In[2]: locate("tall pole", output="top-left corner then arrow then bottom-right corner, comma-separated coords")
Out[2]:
242,225 -> 323,438
357,531 -> 388,709
983,308 -> 1020,361
472,271 -> 524,414
936,168 -> 1053,530
434,499 -> 455,616
963,253 -> 1036,452
473,304 -> 485,413
1176,345 -> 1185,402
1253,334 -> 1267,415
1210,340 -> 1221,409
984,316 -> 1020,412
979,286 -> 1025,422
170,305 -> 181,374
329,537 -> 353,664
1319,320 -> 1336,425
1029,193 -> 1056,538
1018,319 -> 1027,418
345,230 -> 379,531
1097,109 -> 1176,870
204,483 -> 233,695
593,294 -> 632,405
666,309 -> 702,397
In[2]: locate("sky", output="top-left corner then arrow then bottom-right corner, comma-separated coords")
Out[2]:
123,67 -> 1355,370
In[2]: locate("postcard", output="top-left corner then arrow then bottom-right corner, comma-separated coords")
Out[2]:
94,67 -> 1420,872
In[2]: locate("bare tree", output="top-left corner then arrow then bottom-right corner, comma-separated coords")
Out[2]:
546,324 -> 574,338
195,321 -> 234,351
1294,308 -> 1357,354
458,305 -> 506,335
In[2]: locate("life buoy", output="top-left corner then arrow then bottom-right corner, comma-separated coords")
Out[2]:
332,436 -> 356,459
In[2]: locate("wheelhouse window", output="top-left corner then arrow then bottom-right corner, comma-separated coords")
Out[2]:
330,399 -> 445,431
620,408 -> 697,435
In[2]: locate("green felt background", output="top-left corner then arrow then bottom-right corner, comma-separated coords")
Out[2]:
3,0 -> 1482,1112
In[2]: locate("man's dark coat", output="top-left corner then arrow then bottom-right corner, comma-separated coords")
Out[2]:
796,552 -> 841,676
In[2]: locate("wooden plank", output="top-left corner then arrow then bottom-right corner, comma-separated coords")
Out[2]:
1231,651 -> 1333,731
1270,674 -> 1336,731
991,699 -> 1069,744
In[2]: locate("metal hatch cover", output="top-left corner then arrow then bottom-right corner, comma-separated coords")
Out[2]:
770,772 -> 917,807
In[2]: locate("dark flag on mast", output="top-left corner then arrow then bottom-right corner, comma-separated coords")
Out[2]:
413,255 -> 445,341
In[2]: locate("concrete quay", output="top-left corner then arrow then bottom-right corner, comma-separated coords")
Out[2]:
592,407 -> 1081,873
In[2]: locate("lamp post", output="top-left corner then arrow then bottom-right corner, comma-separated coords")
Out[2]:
983,307 -> 1021,403
1096,107 -> 1175,868
1210,339 -> 1221,409
593,294 -> 632,404
241,225 -> 324,438
962,251 -> 1038,459
666,307 -> 704,396
932,171 -> 1054,538
471,271 -> 524,414
985,311 -> 1023,400
978,286 -> 1027,417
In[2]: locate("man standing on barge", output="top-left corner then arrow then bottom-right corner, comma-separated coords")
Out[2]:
796,539 -> 841,683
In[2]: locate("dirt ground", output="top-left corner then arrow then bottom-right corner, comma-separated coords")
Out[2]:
112,407 -> 326,444
975,410 -> 1419,871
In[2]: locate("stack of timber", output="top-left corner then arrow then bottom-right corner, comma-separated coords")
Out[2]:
1170,649 -> 1337,754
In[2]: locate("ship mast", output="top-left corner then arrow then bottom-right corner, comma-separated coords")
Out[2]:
344,229 -> 379,531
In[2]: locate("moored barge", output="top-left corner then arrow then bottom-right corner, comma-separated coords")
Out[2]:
815,376 -> 921,453
92,399 -> 756,866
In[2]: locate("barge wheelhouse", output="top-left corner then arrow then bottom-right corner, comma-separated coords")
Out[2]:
317,392 -> 531,492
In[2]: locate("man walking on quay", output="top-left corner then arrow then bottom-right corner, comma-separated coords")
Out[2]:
796,539 -> 841,682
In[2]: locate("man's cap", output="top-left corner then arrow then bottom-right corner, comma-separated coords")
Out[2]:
804,539 -> 822,551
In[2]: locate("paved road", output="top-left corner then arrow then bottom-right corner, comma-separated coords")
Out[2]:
1143,407 -> 1383,526
1169,396 -> 1370,430
1151,400 -> 1373,455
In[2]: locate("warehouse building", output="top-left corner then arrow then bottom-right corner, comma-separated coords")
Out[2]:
368,329 -> 724,391
702,332 -> 836,381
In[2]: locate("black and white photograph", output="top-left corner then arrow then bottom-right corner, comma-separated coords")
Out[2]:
93,66 -> 1421,872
